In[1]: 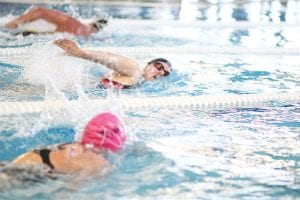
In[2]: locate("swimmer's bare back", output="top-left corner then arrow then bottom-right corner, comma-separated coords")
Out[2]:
13,143 -> 110,177
5,7 -> 96,36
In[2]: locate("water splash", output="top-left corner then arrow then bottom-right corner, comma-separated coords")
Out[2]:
13,40 -> 124,141
23,40 -> 90,91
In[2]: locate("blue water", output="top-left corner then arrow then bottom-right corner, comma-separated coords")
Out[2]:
0,1 -> 299,199
1,1 -> 300,48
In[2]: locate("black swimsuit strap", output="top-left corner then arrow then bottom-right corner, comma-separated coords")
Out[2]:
22,31 -> 39,36
36,149 -> 54,169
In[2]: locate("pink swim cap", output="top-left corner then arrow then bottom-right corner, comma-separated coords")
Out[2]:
81,112 -> 126,152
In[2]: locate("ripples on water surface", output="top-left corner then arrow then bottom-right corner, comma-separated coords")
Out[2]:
0,104 -> 299,199
0,0 -> 299,199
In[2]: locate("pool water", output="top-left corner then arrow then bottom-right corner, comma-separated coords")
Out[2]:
0,1 -> 299,199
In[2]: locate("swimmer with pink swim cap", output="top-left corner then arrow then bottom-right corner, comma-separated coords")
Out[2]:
81,112 -> 126,152
10,112 -> 126,177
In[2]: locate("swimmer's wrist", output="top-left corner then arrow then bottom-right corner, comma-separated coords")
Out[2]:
81,50 -> 103,63
80,50 -> 89,59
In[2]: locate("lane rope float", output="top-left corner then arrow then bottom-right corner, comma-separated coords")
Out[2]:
0,92 -> 299,115
1,46 -> 300,56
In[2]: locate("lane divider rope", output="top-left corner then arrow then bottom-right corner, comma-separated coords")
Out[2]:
0,0 -> 181,7
2,18 -> 299,29
113,19 -> 300,29
0,0 -> 292,7
0,92 -> 299,115
1,46 -> 300,56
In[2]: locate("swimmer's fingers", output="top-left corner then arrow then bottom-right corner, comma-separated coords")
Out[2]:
54,39 -> 79,50
4,21 -> 18,29
54,39 -> 83,58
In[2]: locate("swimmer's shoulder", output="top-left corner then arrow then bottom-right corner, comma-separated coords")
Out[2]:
101,71 -> 141,89
12,150 -> 43,165
12,142 -> 73,165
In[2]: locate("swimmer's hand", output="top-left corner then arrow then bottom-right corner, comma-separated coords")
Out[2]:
54,39 -> 84,58
5,21 -> 19,29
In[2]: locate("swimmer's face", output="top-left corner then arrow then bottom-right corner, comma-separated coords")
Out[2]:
90,19 -> 108,32
143,61 -> 171,81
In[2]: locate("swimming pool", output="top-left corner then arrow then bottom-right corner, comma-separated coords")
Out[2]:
0,1 -> 299,199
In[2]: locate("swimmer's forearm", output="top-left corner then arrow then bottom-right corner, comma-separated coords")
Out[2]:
82,50 -> 142,78
54,38 -> 141,77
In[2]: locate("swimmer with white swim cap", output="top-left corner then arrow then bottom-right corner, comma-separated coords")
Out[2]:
5,7 -> 107,36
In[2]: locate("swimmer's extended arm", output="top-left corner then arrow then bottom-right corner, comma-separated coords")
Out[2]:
54,39 -> 142,79
5,7 -> 83,29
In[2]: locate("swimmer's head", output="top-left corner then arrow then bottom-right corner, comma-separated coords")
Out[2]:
81,112 -> 126,152
90,18 -> 108,32
143,58 -> 172,81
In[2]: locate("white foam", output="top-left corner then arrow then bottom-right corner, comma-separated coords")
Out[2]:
18,19 -> 57,33
20,41 -> 125,138
0,15 -> 16,27
23,41 -> 91,91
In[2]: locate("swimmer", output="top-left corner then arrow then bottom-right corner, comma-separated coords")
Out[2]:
5,112 -> 125,180
5,7 -> 107,36
54,39 -> 172,89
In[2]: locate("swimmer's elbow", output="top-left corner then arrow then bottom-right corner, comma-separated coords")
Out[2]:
111,56 -> 142,78
127,62 -> 142,78
133,68 -> 143,80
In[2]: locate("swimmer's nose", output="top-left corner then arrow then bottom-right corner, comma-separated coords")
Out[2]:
154,68 -> 164,78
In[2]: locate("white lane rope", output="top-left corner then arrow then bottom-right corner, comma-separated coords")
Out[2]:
1,46 -> 300,56
1,15 -> 299,30
0,0 -> 292,7
87,46 -> 300,56
0,0 -> 181,7
0,92 -> 299,116
113,19 -> 300,29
